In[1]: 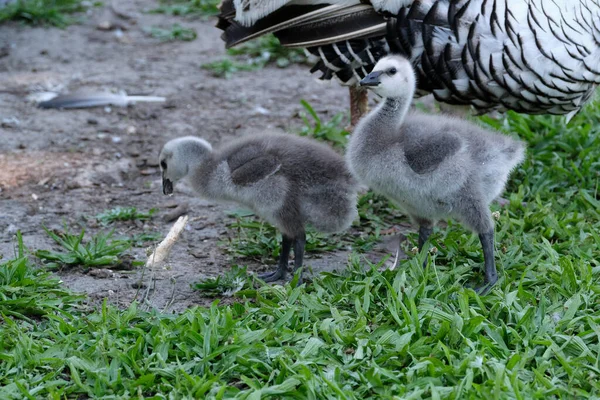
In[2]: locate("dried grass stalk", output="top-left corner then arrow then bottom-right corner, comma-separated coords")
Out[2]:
146,215 -> 188,268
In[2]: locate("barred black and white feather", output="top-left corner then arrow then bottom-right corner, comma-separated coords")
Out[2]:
217,0 -> 600,117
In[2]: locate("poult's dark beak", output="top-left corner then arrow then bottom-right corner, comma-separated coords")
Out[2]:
162,177 -> 173,195
360,70 -> 383,87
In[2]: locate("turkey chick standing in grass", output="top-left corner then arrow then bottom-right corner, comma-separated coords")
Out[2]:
159,133 -> 359,285
346,55 -> 525,294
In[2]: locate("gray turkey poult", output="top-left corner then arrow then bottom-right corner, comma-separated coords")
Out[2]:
217,0 -> 600,127
346,55 -> 525,294
159,133 -> 359,285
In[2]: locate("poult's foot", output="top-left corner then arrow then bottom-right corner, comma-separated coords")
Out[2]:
258,268 -> 286,282
472,280 -> 497,296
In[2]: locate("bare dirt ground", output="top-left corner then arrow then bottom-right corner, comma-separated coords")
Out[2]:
0,1 -> 407,312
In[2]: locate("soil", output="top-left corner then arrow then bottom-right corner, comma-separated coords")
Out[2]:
0,0 -> 410,312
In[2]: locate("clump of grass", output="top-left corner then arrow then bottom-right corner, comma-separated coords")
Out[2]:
124,232 -> 162,247
201,58 -> 264,78
0,0 -> 92,27
222,209 -> 345,262
202,34 -> 307,77
0,231 -> 82,320
355,191 -> 405,231
96,206 -> 156,225
228,34 -> 307,68
35,225 -> 131,269
223,210 -> 280,261
149,0 -> 220,18
194,265 -> 254,296
148,23 -> 197,41
297,99 -> 350,148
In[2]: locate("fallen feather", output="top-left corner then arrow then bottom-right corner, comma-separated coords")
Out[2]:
37,90 -> 166,109
26,91 -> 60,104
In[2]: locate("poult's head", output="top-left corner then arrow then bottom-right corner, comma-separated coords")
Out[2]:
359,55 -> 416,98
159,136 -> 213,195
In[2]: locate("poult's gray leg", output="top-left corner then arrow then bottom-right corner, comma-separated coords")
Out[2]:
455,195 -> 496,294
418,225 -> 433,251
292,232 -> 306,285
259,235 -> 293,282
476,230 -> 497,295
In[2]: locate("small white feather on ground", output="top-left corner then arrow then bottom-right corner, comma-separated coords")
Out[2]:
36,90 -> 166,109
146,215 -> 189,268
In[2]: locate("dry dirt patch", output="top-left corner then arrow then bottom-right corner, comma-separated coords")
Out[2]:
0,151 -> 90,188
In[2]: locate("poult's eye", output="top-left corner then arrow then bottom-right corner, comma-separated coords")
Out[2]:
388,67 -> 397,75
160,160 -> 167,170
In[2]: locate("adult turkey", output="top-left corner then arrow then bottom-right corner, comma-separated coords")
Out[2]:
217,0 -> 600,127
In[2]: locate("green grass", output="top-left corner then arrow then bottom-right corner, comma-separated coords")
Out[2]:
35,225 -> 131,269
96,206 -> 156,225
201,58 -> 264,78
202,34 -> 307,78
0,0 -> 95,27
149,0 -> 220,18
227,35 -> 307,68
0,232 -> 82,321
2,103 -> 600,397
2,259 -> 599,397
148,23 -> 197,41
194,265 -> 254,296
123,232 -> 162,247
297,100 -> 350,148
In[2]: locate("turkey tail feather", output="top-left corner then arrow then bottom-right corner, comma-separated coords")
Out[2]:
274,5 -> 386,47
218,3 -> 387,48
219,4 -> 329,47
216,0 -> 390,84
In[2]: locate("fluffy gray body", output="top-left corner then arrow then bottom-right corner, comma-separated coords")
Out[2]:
348,107 -> 524,233
347,55 -> 525,293
159,133 -> 359,283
